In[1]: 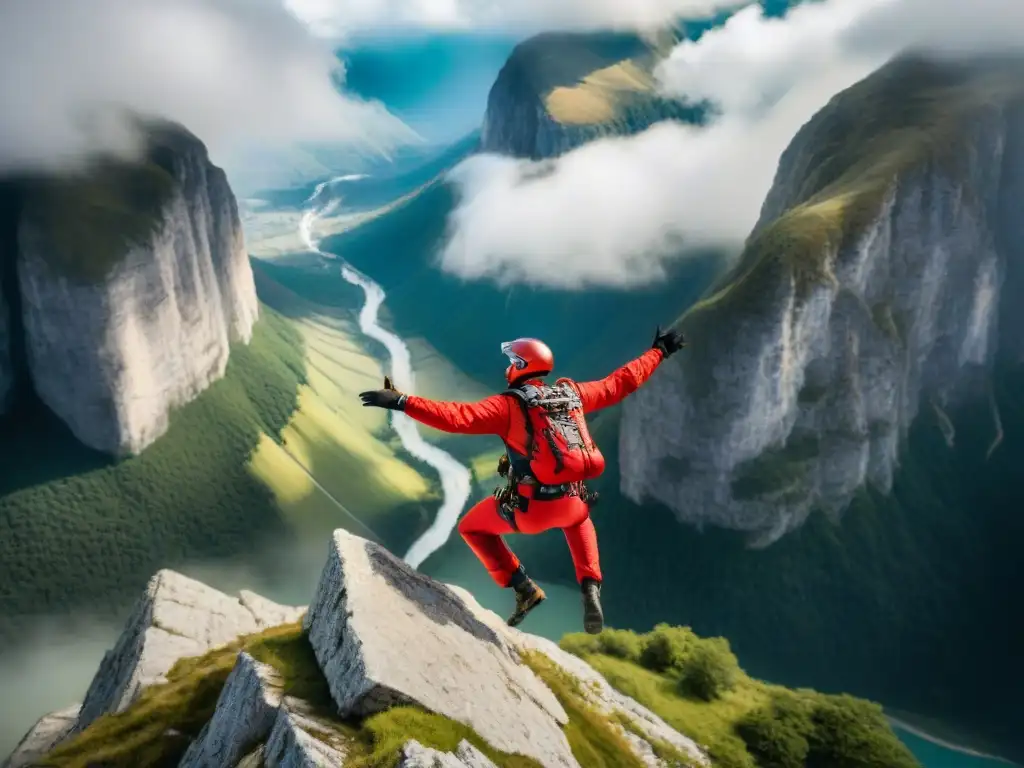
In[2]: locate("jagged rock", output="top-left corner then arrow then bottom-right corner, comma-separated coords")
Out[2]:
14,120 -> 259,456
240,590 -> 305,628
1,704 -> 80,768
304,530 -> 576,768
263,698 -> 348,768
397,739 -> 498,768
621,55 -> 1024,545
179,652 -> 283,768
75,570 -> 292,732
446,585 -> 709,767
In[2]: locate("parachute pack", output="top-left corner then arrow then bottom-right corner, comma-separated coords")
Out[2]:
502,380 -> 606,486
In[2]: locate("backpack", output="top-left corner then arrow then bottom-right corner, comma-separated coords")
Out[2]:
502,379 -> 606,486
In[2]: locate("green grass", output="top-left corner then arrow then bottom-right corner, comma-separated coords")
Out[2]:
559,626 -> 919,768
0,307 -> 305,639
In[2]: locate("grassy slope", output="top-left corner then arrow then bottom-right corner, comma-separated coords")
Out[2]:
561,626 -> 918,768
0,268 -> 451,637
38,621 -> 913,768
503,56 -> 1024,757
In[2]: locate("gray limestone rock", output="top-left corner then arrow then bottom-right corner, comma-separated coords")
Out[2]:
15,123 -> 258,456
1,704 -> 80,768
263,698 -> 347,768
240,590 -> 306,629
75,570 -> 293,732
446,584 -> 709,767
397,739 -> 498,768
304,529 -> 576,768
178,652 -> 283,768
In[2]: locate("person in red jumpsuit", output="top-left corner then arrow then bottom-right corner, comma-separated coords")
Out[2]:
359,328 -> 685,633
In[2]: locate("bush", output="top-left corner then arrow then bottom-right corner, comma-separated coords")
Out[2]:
597,629 -> 644,662
678,637 -> 740,702
638,624 -> 697,672
805,695 -> 919,768
736,694 -> 814,768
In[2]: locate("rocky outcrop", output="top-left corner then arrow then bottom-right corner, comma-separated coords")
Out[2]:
480,32 -> 698,160
264,699 -> 349,767
304,530 -> 575,768
398,740 -> 497,768
76,569 -> 302,733
620,55 -> 1024,545
9,529 -> 710,768
1,704 -> 80,768
447,585 -> 708,768
9,121 -> 258,455
179,652 -> 283,768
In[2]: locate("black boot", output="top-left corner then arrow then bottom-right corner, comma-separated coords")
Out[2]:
581,578 -> 604,634
507,565 -> 546,628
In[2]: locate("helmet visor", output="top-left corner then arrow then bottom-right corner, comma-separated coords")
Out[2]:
500,340 -> 528,370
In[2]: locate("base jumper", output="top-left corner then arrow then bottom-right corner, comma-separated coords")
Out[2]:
359,327 -> 685,634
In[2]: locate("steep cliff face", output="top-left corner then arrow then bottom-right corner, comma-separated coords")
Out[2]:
10,122 -> 258,455
480,31 -> 700,160
620,55 -> 1024,545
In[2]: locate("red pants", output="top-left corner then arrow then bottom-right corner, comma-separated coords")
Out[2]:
457,488 -> 601,587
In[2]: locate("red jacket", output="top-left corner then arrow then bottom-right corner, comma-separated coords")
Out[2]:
403,348 -> 665,457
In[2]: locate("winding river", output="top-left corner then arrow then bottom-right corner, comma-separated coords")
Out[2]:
300,177 -> 472,569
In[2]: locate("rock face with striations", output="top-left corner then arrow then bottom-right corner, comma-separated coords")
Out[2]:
74,569 -> 303,733
7,529 -> 708,768
480,31 -> 699,160
620,55 -> 1024,545
304,530 -> 576,768
6,120 -> 258,455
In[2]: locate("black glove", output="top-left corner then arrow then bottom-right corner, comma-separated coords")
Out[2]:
359,376 -> 408,410
652,326 -> 686,358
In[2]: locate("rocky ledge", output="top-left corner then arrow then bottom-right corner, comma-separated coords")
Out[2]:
5,530 -> 707,768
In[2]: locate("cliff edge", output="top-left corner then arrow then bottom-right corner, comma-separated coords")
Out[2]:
620,54 -> 1024,545
0,120 -> 258,456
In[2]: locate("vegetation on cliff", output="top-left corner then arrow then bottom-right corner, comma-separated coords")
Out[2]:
561,625 -> 918,768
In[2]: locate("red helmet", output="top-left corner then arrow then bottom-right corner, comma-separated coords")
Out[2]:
501,338 -> 554,385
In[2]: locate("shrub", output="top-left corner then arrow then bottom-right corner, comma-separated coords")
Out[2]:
735,694 -> 814,768
805,695 -> 919,768
597,629 -> 644,662
638,624 -> 697,672
677,637 -> 740,702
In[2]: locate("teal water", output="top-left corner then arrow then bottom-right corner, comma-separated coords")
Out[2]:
892,726 -> 1014,768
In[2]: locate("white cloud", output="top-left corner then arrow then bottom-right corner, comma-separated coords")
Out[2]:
0,0 -> 416,175
438,0 -> 1024,290
285,0 -> 740,37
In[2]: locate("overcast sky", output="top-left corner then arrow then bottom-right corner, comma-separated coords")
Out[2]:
438,0 -> 1024,289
